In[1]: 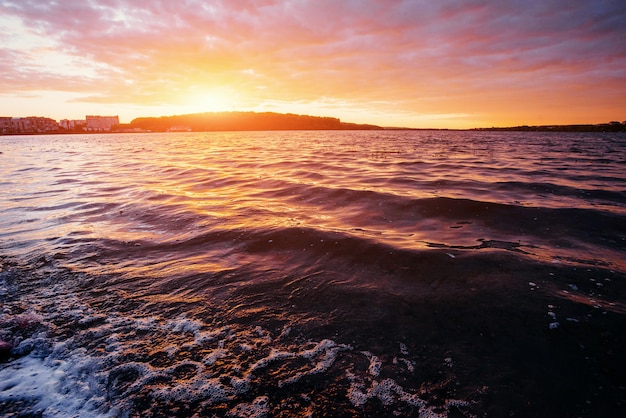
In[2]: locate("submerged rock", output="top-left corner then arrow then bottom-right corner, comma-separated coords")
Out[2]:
0,339 -> 12,362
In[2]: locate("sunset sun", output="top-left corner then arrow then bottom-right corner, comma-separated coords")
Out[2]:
0,1 -> 623,127
178,87 -> 240,114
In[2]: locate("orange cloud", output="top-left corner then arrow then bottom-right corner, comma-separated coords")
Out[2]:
0,0 -> 625,128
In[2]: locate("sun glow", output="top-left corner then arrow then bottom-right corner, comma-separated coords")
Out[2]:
0,2 -> 624,128
177,88 -> 240,114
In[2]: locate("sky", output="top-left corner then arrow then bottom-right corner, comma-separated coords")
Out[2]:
1,0 -> 625,129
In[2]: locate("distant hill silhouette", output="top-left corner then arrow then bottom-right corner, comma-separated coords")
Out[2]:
129,111 -> 382,132
473,121 -> 626,132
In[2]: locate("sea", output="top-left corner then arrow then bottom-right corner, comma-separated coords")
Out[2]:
0,130 -> 624,417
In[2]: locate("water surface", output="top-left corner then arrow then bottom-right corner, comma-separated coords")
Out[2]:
1,131 -> 624,416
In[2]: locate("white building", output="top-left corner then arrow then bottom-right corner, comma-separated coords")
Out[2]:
85,115 -> 119,132
59,119 -> 86,130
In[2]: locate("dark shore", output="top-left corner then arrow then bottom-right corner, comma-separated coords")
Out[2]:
1,249 -> 624,417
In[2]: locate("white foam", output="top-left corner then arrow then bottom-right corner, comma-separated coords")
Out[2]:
0,352 -> 117,418
107,361 -> 154,396
362,351 -> 382,376
227,396 -> 270,418
11,333 -> 52,357
153,376 -> 235,404
346,371 -> 369,407
253,326 -> 273,343
166,316 -> 203,334
202,347 -> 229,366
372,378 -> 418,406
230,376 -> 251,394
345,352 -> 472,416
0,265 -> 474,416
280,340 -> 350,386
246,339 -> 350,388
132,316 -> 159,331
249,348 -> 297,373
77,314 -> 107,327
239,343 -> 253,352
194,326 -> 230,345
348,375 -> 462,417
398,357 -> 415,372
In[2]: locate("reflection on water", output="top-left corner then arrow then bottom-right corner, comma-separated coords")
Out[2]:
0,131 -> 625,417
2,131 -> 624,275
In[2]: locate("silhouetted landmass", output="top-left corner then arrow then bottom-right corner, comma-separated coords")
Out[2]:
3,111 -> 625,135
474,121 -> 626,132
129,111 -> 382,132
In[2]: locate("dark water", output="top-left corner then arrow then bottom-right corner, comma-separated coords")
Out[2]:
0,131 -> 624,417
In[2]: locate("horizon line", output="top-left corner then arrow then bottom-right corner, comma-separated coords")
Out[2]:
1,110 -> 625,132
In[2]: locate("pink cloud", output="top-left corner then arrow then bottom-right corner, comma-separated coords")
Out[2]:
0,0 -> 625,126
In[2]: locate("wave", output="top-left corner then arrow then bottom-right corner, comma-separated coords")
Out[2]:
1,131 -> 625,416
6,183 -> 623,276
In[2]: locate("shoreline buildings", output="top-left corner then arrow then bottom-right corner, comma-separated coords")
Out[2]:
85,115 -> 120,132
0,116 -> 60,134
0,115 -> 119,134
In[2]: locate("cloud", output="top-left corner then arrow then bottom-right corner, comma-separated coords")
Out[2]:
0,0 -> 625,126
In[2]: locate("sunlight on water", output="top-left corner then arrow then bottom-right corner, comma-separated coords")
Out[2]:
17,132 -> 626,273
1,131 -> 625,416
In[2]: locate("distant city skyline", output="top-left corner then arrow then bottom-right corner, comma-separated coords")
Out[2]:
0,114 -> 120,134
1,1 -> 625,129
2,111 -> 624,135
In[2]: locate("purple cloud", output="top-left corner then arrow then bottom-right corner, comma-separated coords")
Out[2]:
0,0 -> 624,125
